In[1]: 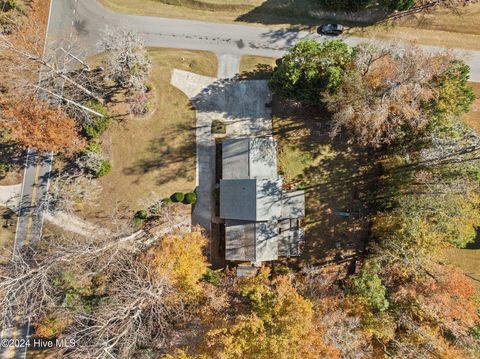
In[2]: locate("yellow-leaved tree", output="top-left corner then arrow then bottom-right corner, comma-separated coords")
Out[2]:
141,229 -> 208,299
204,268 -> 326,359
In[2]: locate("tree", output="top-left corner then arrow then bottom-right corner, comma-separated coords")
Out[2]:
269,39 -> 354,105
0,97 -> 84,153
430,60 -> 475,122
205,268 -> 315,359
98,26 -> 152,92
141,230 -> 208,299
323,43 -> 463,146
350,265 -> 389,312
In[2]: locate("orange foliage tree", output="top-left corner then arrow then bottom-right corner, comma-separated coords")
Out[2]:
0,97 -> 84,153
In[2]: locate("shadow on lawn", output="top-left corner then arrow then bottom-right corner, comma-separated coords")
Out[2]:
272,97 -> 379,265
236,0 -> 388,27
122,126 -> 196,186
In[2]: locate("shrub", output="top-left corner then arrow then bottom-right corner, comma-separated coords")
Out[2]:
202,268 -> 221,286
184,192 -> 197,204
171,192 -> 185,203
162,197 -> 173,206
83,102 -> 110,138
85,141 -> 101,154
134,209 -> 148,220
272,265 -> 291,276
95,160 -> 111,177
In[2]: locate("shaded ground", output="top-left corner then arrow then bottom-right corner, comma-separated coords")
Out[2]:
239,55 -> 276,80
240,55 -> 373,268
442,82 -> 480,292
272,100 -> 374,267
100,0 -> 385,27
92,49 -> 217,218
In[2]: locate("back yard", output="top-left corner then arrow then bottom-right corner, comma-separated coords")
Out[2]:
272,101 -> 374,268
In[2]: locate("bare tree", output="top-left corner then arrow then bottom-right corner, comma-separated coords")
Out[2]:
64,256 -> 186,359
97,26 -> 152,92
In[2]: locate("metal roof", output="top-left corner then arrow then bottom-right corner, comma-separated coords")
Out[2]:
222,137 -> 277,180
220,178 -> 282,221
281,190 -> 306,219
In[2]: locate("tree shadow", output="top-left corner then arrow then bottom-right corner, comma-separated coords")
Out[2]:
238,64 -> 273,81
271,97 -> 378,265
122,135 -> 196,187
236,0 -> 389,27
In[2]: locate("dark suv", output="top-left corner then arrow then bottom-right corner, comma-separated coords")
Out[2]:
318,24 -> 344,36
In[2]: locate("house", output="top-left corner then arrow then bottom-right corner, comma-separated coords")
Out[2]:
219,137 -> 305,266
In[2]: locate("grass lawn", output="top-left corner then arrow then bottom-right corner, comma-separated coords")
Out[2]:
353,3 -> 480,50
239,55 -> 276,80
443,246 -> 480,292
99,0 -> 340,27
92,48 -> 217,217
272,103 -> 374,266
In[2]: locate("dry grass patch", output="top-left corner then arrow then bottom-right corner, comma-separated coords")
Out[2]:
93,48 -> 217,216
99,0 -> 329,27
353,3 -> 480,50
239,55 -> 276,80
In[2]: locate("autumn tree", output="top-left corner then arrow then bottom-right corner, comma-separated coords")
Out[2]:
0,97 -> 84,153
141,230 -> 208,299
323,44 -> 473,146
204,268 -> 318,359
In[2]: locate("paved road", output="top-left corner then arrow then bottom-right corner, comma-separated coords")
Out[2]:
50,0 -> 480,82
0,150 -> 52,359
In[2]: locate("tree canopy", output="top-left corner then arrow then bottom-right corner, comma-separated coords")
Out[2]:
269,39 -> 354,105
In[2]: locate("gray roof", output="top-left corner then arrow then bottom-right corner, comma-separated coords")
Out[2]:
222,138 -> 277,180
220,136 -> 306,263
220,178 -> 282,221
281,191 -> 306,219
225,220 -> 279,262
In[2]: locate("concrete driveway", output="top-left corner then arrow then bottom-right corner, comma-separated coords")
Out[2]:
171,56 -> 272,232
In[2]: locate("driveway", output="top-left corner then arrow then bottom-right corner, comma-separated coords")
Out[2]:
171,56 -> 272,235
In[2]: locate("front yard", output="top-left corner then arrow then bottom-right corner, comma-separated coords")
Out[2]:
93,48 -> 217,217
